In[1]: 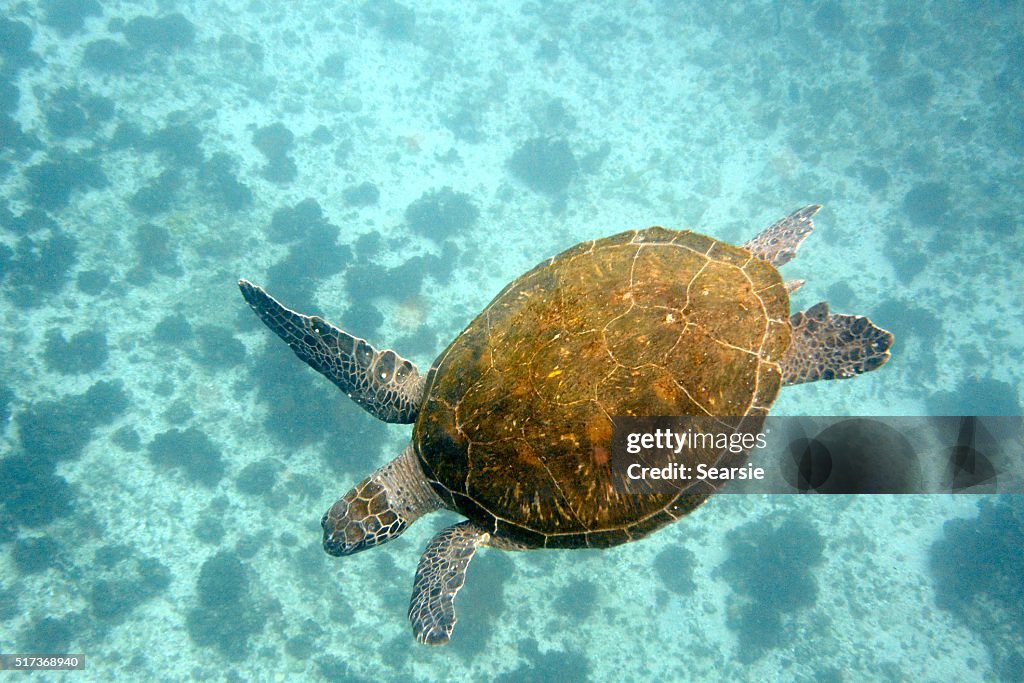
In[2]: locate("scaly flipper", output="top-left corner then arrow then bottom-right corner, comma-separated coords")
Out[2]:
408,520 -> 490,645
781,302 -> 893,385
322,444 -> 443,555
743,204 -> 821,267
238,280 -> 424,423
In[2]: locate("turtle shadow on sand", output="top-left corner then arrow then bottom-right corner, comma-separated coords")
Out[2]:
237,205 -> 893,645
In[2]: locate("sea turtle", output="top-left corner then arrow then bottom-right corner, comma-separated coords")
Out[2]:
238,205 -> 892,644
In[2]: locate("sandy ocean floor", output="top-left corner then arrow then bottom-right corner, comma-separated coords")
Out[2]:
1,1 -> 1022,681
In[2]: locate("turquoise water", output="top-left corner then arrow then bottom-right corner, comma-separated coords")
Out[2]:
1,1 -> 1022,680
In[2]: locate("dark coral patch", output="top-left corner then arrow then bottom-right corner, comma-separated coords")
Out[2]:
0,454 -> 75,527
194,325 -> 245,369
42,0 -> 102,36
236,460 -> 280,496
123,13 -> 196,52
43,328 -> 109,374
147,428 -> 225,487
17,381 -> 128,462
186,551 -> 268,660
24,153 -> 107,211
267,198 -> 325,244
902,181 -> 951,226
405,187 -> 478,239
654,545 -> 697,595
11,536 -> 61,574
199,153 -> 252,210
716,514 -> 825,661
509,137 -> 578,195
343,181 -> 379,207
82,39 -> 133,73
0,19 -> 37,69
930,497 -> 1024,679
253,122 -> 296,183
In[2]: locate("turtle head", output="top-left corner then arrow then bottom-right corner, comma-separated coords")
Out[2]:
321,444 -> 443,556
321,476 -> 410,556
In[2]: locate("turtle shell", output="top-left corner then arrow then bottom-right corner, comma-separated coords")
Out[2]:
413,228 -> 791,549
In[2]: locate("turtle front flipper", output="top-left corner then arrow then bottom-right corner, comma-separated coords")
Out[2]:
781,302 -> 893,386
322,444 -> 443,555
238,280 -> 424,423
743,204 -> 821,267
408,521 -> 490,645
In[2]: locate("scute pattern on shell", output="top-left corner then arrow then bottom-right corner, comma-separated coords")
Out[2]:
414,228 -> 791,548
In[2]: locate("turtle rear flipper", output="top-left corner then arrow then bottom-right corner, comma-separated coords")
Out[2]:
409,521 -> 489,645
238,280 -> 424,423
781,302 -> 893,386
743,204 -> 821,267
